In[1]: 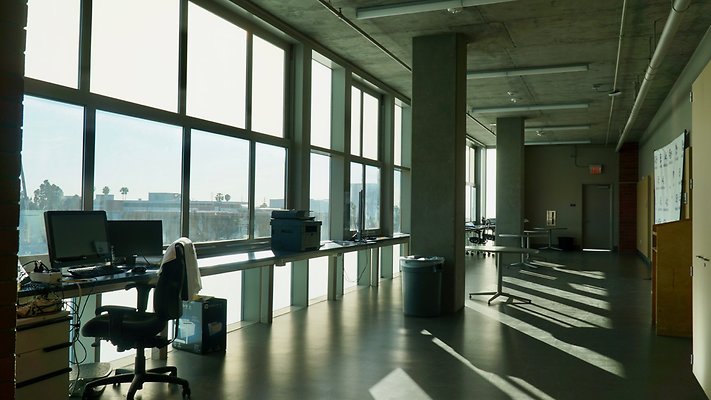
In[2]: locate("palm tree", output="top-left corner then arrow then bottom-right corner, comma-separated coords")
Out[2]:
102,186 -> 110,196
120,187 -> 129,200
224,194 -> 231,202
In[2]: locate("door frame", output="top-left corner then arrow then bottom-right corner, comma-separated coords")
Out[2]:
582,183 -> 613,250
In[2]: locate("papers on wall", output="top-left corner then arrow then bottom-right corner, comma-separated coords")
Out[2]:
654,132 -> 685,224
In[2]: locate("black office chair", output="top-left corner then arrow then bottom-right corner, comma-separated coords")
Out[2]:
81,242 -> 191,399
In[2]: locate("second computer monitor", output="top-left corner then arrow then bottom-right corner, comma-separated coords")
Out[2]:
107,220 -> 164,265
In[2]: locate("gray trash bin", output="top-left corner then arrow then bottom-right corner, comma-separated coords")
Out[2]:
400,255 -> 444,317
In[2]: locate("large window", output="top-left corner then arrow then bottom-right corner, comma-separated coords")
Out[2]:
308,257 -> 329,302
350,87 -> 380,160
91,0 -> 180,111
93,112 -> 182,243
254,143 -> 287,238
252,36 -> 285,137
311,59 -> 332,149
25,0 -> 81,88
310,153 -> 331,240
485,148 -> 497,219
365,165 -> 381,230
273,263 -> 292,311
187,2 -> 247,127
350,163 -> 380,232
393,169 -> 402,233
394,105 -> 402,166
466,145 -> 477,222
189,131 -> 250,242
19,96 -> 84,255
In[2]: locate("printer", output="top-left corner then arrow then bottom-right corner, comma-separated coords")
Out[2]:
270,210 -> 322,252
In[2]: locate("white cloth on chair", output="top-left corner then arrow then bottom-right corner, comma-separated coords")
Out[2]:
161,237 -> 202,299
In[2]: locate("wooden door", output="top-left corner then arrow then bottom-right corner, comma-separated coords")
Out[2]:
692,61 -> 711,396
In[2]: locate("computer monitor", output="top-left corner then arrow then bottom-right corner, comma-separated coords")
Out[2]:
44,210 -> 112,270
107,220 -> 163,265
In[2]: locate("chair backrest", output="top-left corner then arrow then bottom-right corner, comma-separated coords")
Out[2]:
153,242 -> 188,321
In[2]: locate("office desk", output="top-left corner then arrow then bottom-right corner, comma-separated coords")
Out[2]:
20,235 -> 411,323
498,230 -> 547,267
18,269 -> 157,301
466,245 -> 538,305
532,227 -> 567,250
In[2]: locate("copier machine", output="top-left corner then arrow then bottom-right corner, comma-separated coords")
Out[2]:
270,210 -> 322,251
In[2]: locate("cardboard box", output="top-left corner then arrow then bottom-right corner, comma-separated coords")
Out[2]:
172,296 -> 226,354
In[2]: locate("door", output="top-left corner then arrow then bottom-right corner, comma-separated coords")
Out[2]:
582,184 -> 612,250
692,60 -> 711,397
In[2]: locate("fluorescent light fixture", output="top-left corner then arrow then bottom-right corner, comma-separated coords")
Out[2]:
525,140 -> 592,146
524,124 -> 591,132
356,0 -> 517,19
471,103 -> 589,113
468,64 -> 589,79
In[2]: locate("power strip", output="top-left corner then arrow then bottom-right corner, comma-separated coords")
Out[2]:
29,271 -> 62,285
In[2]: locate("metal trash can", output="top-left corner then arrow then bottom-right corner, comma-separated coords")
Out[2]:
400,255 -> 444,317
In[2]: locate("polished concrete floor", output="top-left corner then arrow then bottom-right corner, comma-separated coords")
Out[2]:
85,251 -> 707,399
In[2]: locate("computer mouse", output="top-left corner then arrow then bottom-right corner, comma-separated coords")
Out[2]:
131,266 -> 147,274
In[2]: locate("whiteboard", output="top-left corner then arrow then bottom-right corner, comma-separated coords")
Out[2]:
654,132 -> 685,224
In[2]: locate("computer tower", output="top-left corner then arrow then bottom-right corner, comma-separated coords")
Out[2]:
173,296 -> 226,354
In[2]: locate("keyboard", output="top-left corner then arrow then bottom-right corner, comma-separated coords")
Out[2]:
68,265 -> 124,278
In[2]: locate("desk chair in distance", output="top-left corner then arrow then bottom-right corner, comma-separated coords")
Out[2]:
81,241 -> 191,399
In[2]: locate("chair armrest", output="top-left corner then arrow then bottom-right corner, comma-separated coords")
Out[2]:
95,305 -> 136,316
125,282 -> 155,312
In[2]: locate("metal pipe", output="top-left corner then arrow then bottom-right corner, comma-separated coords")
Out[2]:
316,0 -> 412,72
467,112 -> 497,137
615,0 -> 691,152
356,0 -> 518,20
604,0 -> 627,146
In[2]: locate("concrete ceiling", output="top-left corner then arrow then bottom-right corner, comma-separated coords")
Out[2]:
249,0 -> 711,147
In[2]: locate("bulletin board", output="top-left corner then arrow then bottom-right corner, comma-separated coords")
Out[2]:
654,132 -> 686,224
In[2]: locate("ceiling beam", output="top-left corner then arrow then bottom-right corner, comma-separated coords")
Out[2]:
356,0 -> 517,20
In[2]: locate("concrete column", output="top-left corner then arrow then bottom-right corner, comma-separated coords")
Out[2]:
495,117 -> 525,263
411,33 -> 466,314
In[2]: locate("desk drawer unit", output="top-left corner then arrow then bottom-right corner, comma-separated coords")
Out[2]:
16,312 -> 72,400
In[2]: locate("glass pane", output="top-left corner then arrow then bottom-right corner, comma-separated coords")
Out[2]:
91,0 -> 179,111
393,169 -> 401,234
365,165 -> 380,230
350,87 -> 361,156
343,252 -> 357,292
189,130 -> 250,242
392,244 -> 401,277
465,185 -> 471,221
311,60 -> 332,149
19,97 -> 84,255
485,148 -> 497,219
308,256 -> 328,301
310,153 -> 330,240
362,92 -> 379,160
349,163 -> 363,231
394,105 -> 402,166
201,271 -> 243,324
254,143 -> 286,237
273,263 -> 292,311
94,111 -> 182,244
187,2 -> 247,127
25,0 -> 80,88
252,36 -> 285,137
99,292 -> 137,361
